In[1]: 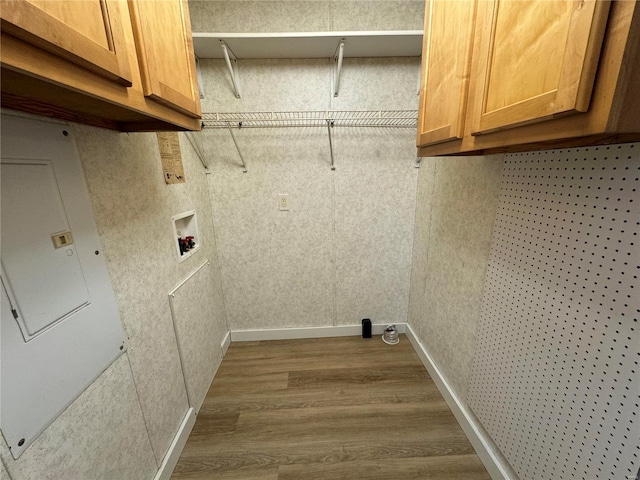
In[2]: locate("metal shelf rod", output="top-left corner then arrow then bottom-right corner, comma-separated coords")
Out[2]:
327,120 -> 336,171
333,39 -> 345,97
226,123 -> 248,173
221,41 -> 241,99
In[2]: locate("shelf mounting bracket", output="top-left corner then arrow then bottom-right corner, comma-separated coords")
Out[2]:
327,119 -> 336,170
333,39 -> 345,98
195,55 -> 205,99
226,122 -> 248,172
221,40 -> 241,99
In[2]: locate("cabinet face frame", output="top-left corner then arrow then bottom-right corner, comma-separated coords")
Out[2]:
127,0 -> 201,118
0,0 -> 132,86
417,0 -> 477,148
470,0 -> 611,136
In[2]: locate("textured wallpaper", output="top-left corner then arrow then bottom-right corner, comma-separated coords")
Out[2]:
200,56 -> 420,113
188,0 -> 424,33
1,119 -> 228,479
200,58 -> 331,113
75,124 -> 228,462
407,155 -> 503,399
206,128 -> 336,330
331,57 -> 421,111
202,54 -> 419,331
171,261 -> 227,411
74,126 -> 190,463
206,127 -> 418,331
1,355 -> 157,480
1,460 -> 9,480
333,128 -> 417,327
407,157 -> 437,344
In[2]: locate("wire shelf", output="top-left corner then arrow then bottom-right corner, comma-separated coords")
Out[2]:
201,110 -> 418,128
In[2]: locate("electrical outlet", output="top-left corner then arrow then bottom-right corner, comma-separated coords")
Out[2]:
278,194 -> 289,211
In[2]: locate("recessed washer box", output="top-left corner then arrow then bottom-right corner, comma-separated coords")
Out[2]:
172,210 -> 200,262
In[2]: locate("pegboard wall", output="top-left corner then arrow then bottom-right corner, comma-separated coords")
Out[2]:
468,144 -> 639,480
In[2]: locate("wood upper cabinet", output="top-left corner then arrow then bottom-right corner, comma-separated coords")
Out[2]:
418,0 -> 640,156
128,0 -> 201,119
417,0 -> 476,147
0,0 -> 132,86
0,0 -> 201,131
471,0 -> 610,135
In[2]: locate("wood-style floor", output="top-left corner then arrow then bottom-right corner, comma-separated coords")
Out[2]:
171,335 -> 490,480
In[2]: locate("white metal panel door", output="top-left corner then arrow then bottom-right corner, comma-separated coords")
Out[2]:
0,114 -> 126,459
1,161 -> 90,337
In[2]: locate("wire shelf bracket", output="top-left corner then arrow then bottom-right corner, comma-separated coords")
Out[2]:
221,40 -> 241,99
333,39 -> 345,98
327,119 -> 336,170
195,56 -> 205,99
226,122 -> 248,172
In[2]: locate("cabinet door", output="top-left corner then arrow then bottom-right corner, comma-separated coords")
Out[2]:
471,0 -> 610,135
128,0 -> 201,118
0,0 -> 132,86
417,0 -> 476,147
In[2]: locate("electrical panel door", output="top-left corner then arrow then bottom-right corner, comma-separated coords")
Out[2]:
0,114 -> 125,459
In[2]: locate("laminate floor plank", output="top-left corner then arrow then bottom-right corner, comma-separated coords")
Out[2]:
176,429 -> 476,460
207,372 -> 290,394
185,411 -> 467,454
277,455 -> 490,480
228,402 -> 457,437
171,335 -> 490,480
198,384 -> 443,415
172,465 -> 279,480
216,356 -> 420,376
287,365 -> 432,387
217,338 -> 422,376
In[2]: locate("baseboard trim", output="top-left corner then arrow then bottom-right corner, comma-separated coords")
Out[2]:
221,331 -> 231,356
153,407 -> 196,480
230,323 -> 405,342
404,324 -> 517,480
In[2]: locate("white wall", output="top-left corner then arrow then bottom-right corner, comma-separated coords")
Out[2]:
1,2 -> 425,478
408,155 -> 503,398
1,120 -> 228,480
188,0 -> 424,33
194,0 -> 423,334
408,145 -> 640,480
201,56 -> 420,331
